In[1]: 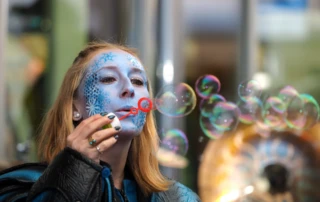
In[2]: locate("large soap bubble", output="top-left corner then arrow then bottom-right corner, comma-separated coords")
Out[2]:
155,83 -> 197,117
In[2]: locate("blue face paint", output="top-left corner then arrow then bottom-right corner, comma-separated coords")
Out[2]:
77,49 -> 150,135
127,54 -> 143,69
131,110 -> 147,132
84,73 -> 111,116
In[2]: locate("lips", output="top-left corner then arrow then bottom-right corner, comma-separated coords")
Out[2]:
115,105 -> 135,118
115,105 -> 134,112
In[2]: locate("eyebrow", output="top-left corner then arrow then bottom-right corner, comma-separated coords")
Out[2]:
99,66 -> 118,71
97,66 -> 146,74
93,66 -> 118,74
130,67 -> 146,75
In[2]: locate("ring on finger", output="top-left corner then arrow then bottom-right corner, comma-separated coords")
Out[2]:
96,146 -> 102,154
88,136 -> 97,146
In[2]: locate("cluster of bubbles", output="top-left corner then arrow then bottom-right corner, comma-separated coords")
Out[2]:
196,75 -> 240,139
195,75 -> 320,139
153,75 -> 320,164
260,86 -> 319,131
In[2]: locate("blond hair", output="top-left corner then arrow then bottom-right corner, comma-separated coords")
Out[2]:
37,41 -> 171,195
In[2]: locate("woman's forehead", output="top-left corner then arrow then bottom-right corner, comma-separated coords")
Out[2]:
86,49 -> 144,74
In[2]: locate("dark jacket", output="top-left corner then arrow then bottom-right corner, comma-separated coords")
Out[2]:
0,147 -> 201,202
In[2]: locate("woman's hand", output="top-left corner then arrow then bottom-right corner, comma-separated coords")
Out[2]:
67,113 -> 121,163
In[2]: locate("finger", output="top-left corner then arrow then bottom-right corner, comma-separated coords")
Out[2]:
79,113 -> 121,138
96,137 -> 118,153
84,146 -> 102,162
86,114 -> 121,147
90,124 -> 121,145
69,114 -> 101,139
68,113 -> 108,143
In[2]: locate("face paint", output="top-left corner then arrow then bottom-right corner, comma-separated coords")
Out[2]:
127,54 -> 143,69
131,110 -> 147,133
84,72 -> 111,116
77,49 -> 149,135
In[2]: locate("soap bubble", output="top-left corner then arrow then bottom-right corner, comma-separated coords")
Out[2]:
159,129 -> 189,156
195,75 -> 221,99
237,97 -> 263,124
199,94 -> 226,117
299,94 -> 320,129
285,95 -> 306,130
211,101 -> 240,131
262,96 -> 286,128
200,115 -> 224,139
238,80 -> 261,101
278,86 -> 299,107
155,83 -> 197,117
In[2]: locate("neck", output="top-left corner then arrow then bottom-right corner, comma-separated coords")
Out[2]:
99,136 -> 133,189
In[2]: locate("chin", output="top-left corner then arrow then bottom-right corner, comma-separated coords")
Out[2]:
118,125 -> 142,137
118,117 -> 145,135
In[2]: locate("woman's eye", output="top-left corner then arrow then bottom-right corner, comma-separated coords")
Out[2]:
131,78 -> 144,86
100,77 -> 116,84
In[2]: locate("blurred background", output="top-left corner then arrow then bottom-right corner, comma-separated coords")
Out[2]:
1,0 -> 320,201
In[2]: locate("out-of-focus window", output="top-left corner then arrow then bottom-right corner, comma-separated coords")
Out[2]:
255,0 -> 320,100
5,0 -> 49,164
2,0 -> 90,167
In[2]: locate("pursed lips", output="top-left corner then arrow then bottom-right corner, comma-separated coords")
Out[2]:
114,105 -> 136,117
116,105 -> 135,112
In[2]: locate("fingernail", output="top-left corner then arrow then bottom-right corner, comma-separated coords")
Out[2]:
105,113 -> 122,131
100,112 -> 108,116
114,135 -> 119,139
107,115 -> 115,119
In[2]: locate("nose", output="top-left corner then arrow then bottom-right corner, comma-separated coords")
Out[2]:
120,80 -> 135,98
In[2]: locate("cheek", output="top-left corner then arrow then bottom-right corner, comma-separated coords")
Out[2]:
137,88 -> 150,100
83,74 -> 111,116
131,111 -> 147,130
95,91 -> 111,111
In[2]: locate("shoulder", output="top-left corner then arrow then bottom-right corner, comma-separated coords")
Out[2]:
153,181 -> 201,202
0,163 -> 47,201
0,162 -> 47,182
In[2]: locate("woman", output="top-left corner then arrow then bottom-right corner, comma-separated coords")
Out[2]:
0,42 -> 201,202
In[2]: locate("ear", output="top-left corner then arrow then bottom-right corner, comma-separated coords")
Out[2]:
72,101 -> 82,121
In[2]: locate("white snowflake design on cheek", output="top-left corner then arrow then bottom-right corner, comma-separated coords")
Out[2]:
84,53 -> 115,116
84,73 -> 111,116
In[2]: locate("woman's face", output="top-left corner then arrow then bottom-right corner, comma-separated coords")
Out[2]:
75,49 -> 150,135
